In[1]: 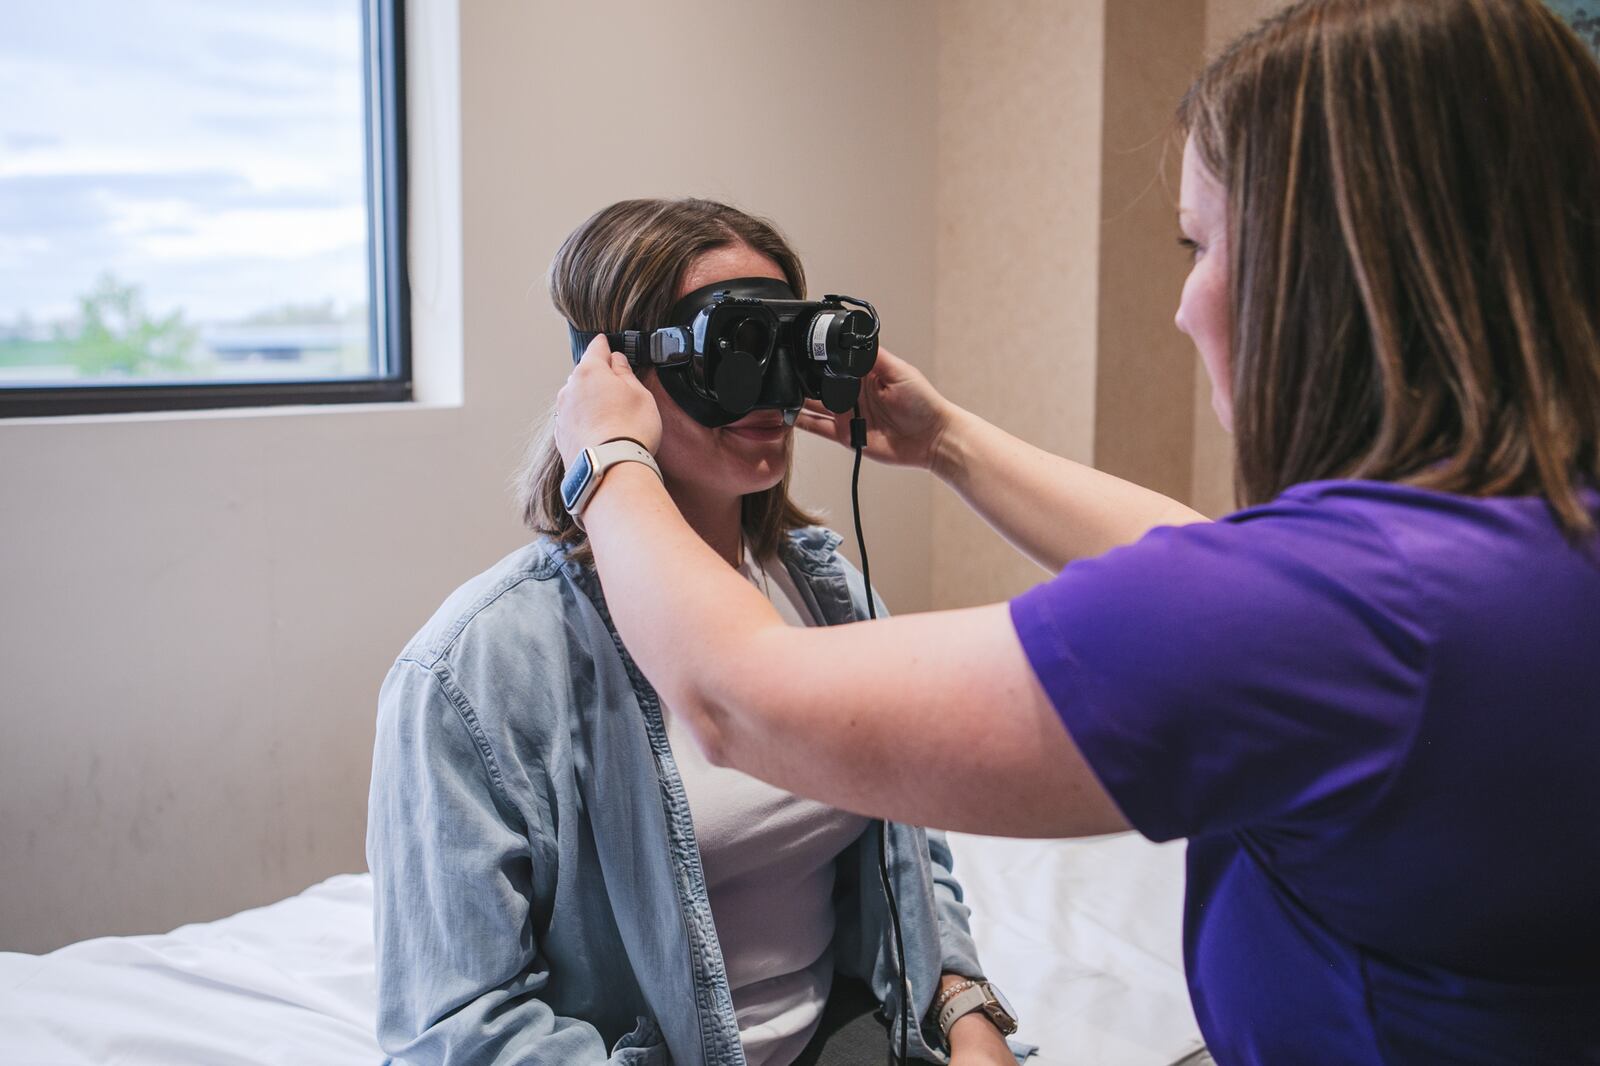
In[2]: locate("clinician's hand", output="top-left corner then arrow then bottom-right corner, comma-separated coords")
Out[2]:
795,346 -> 957,471
554,334 -> 663,466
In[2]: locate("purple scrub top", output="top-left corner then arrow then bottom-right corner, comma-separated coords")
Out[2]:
1010,479 -> 1600,1064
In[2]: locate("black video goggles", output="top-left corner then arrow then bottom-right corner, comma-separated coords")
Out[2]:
568,276 -> 879,428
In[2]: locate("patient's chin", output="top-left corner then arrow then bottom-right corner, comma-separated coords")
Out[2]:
734,460 -> 787,496
666,455 -> 787,504
726,454 -> 789,497
716,433 -> 791,490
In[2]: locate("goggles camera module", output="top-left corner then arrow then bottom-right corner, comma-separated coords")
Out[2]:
568,276 -> 880,428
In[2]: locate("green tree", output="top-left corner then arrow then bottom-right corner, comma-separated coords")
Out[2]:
55,273 -> 198,378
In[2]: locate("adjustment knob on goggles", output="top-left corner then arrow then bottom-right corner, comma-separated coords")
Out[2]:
807,308 -> 880,379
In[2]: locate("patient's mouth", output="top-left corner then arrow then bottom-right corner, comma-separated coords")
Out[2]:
723,414 -> 791,442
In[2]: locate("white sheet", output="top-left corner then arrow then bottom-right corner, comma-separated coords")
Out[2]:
0,874 -> 377,1066
946,832 -> 1204,1066
0,836 -> 1203,1066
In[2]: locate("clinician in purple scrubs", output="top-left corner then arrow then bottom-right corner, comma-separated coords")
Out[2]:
550,0 -> 1600,1061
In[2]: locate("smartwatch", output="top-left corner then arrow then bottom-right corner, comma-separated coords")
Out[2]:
560,438 -> 662,526
933,978 -> 1019,1042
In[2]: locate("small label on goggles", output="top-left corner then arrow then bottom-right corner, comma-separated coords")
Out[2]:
809,312 -> 838,365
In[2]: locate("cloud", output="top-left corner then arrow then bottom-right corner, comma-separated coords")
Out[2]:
0,170 -> 353,240
3,132 -> 62,153
134,205 -> 366,263
0,1 -> 371,322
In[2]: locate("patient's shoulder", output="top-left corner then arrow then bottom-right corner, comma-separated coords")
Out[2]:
376,541 -> 592,845
392,537 -> 608,692
378,538 -> 628,799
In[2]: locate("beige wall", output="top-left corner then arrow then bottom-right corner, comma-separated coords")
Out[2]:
2,0 -> 1292,952
1208,0 -> 1291,46
932,0 -> 1212,607
932,0 -> 1108,607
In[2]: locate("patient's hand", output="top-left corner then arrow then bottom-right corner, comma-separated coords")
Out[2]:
940,970 -> 1017,1066
948,1010 -> 1017,1066
795,346 -> 956,472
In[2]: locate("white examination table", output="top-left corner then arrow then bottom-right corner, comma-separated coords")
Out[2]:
0,833 -> 1204,1065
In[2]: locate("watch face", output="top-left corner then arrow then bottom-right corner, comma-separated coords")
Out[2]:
984,983 -> 1018,1028
560,449 -> 593,512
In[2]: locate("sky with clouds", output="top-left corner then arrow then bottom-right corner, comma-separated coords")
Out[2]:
0,0 -> 369,325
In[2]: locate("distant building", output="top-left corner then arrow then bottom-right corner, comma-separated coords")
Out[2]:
201,322 -> 350,363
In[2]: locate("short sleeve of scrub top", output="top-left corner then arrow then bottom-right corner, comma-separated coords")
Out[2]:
1008,493 -> 1431,843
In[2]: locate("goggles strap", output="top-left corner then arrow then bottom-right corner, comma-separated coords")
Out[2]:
567,326 -> 649,366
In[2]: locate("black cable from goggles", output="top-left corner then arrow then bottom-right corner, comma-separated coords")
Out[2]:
851,404 -> 908,1066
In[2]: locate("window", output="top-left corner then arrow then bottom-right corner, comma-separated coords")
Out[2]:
1546,1 -> 1600,56
0,0 -> 408,418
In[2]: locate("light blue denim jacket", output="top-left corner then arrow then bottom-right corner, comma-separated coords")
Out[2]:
367,527 -> 1015,1065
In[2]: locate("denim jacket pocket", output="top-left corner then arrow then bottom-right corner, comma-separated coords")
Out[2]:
610,1015 -> 672,1065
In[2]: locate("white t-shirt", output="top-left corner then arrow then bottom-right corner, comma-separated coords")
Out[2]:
661,548 -> 872,1066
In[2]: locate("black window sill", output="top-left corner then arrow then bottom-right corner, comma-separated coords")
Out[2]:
0,379 -> 412,419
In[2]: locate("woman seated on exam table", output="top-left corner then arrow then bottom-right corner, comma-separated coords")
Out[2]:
366,198 -> 1022,1066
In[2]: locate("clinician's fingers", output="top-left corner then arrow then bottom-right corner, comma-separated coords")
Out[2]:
579,333 -> 613,371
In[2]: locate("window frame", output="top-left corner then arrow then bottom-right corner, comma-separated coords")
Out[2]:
0,0 -> 411,420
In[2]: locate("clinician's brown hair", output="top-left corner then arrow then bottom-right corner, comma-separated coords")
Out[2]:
1180,0 -> 1600,536
518,198 -> 820,563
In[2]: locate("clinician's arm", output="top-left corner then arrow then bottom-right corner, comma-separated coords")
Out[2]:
798,348 -> 1208,570
555,340 -> 1128,837
580,463 -> 1126,837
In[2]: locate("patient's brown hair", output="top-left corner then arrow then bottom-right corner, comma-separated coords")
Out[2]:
1180,0 -> 1600,536
518,197 -> 821,563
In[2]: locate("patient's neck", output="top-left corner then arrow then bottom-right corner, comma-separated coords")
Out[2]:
665,476 -> 744,569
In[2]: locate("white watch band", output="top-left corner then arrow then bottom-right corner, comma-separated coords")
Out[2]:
937,983 -> 993,1038
572,438 -> 661,522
